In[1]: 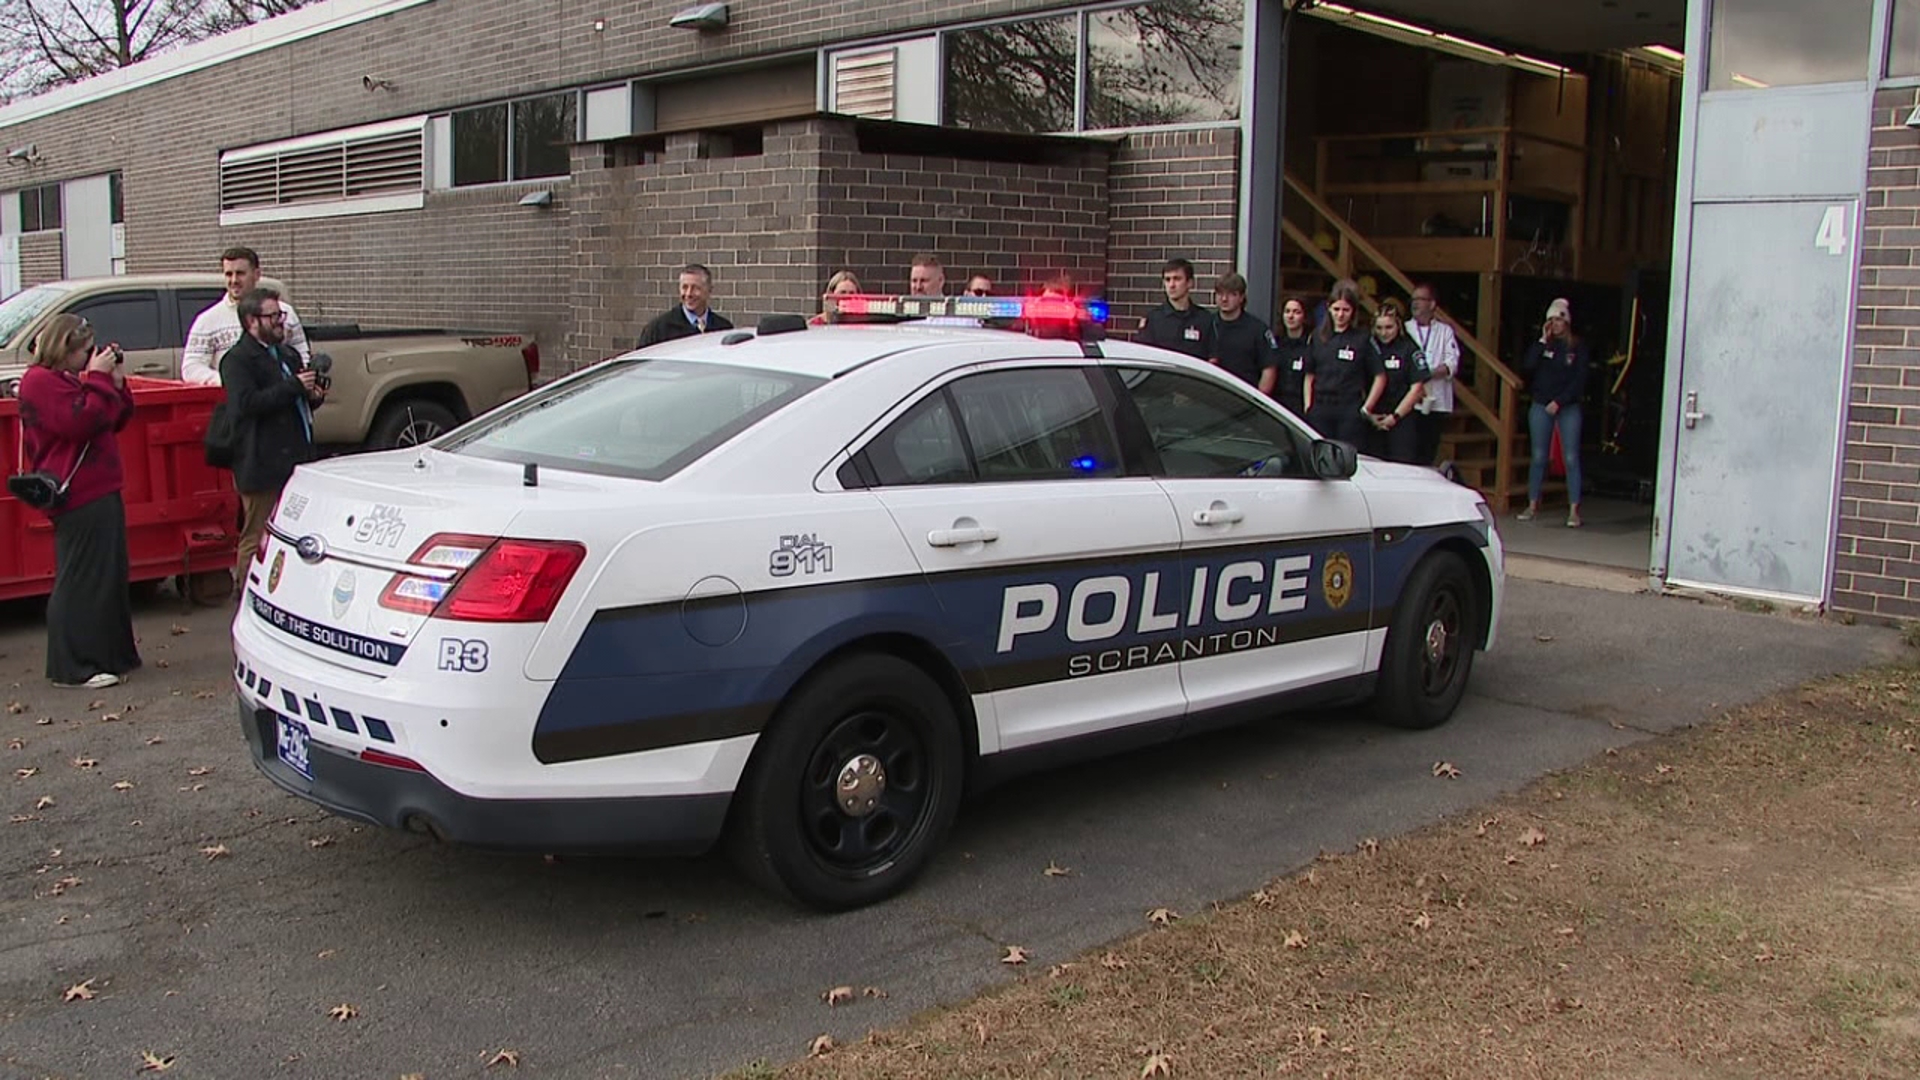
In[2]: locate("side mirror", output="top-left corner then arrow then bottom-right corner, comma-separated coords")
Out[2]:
1311,439 -> 1359,480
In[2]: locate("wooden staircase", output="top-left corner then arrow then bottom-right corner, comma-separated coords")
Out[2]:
1278,170 -> 1533,512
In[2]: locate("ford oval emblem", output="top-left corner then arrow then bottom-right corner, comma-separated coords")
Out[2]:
295,535 -> 327,564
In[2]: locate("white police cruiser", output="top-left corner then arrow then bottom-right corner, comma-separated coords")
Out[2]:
233,293 -> 1503,910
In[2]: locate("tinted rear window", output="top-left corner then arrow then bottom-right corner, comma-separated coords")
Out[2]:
441,358 -> 822,481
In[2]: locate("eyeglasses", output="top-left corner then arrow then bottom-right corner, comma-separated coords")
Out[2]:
967,288 -> 991,296
258,311 -> 286,322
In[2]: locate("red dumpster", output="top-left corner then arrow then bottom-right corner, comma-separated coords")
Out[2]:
0,376 -> 238,604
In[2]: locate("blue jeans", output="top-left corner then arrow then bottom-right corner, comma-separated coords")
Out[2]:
1528,402 -> 1582,506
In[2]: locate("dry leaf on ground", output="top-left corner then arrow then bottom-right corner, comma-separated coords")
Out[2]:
4,701 -> 23,714
187,766 -> 213,777
199,844 -> 230,860
137,1051 -> 175,1072
70,757 -> 97,770
1001,945 -> 1029,965
1412,912 -> 1433,931
307,835 -> 336,849
1101,951 -> 1129,970
327,1002 -> 358,1022
486,1049 -> 521,1068
1142,1050 -> 1173,1076
6,738 -> 22,750
112,780 -> 134,791
807,1035 -> 834,1058
1519,826 -> 1548,847
1147,907 -> 1180,927
1433,761 -> 1462,779
14,767 -> 36,779
1043,860 -> 1072,877
169,624 -> 190,636
822,985 -> 854,1006
34,795 -> 53,810
62,979 -> 95,1002
1284,930 -> 1309,949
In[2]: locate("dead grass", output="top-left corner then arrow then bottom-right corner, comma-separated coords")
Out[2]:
744,667 -> 1920,1080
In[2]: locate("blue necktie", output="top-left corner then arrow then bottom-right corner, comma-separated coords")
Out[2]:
274,346 -> 312,442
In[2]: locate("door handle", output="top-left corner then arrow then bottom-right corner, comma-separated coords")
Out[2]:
1193,505 -> 1245,527
927,526 -> 999,548
134,363 -> 168,376
1683,390 -> 1707,430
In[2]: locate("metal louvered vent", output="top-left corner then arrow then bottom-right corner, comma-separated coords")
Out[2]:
833,49 -> 896,120
221,121 -> 424,212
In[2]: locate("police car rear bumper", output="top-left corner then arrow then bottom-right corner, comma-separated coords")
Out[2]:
238,702 -> 731,856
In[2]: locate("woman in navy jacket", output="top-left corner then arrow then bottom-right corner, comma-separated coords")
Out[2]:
1518,297 -> 1590,527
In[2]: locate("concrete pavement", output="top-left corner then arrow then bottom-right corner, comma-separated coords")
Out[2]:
0,579 -> 1900,1079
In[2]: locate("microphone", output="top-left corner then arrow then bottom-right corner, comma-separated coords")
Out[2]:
307,352 -> 333,391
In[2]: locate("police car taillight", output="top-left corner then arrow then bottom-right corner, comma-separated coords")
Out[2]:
378,533 -> 585,623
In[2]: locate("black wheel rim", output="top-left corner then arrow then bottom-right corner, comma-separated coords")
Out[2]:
800,708 -> 931,877
1419,586 -> 1466,698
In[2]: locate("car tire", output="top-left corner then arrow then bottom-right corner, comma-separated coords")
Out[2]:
728,654 -> 964,911
367,399 -> 459,450
1371,551 -> 1478,730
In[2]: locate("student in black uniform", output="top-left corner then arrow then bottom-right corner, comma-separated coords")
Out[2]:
1207,272 -> 1279,395
1361,304 -> 1431,463
1135,258 -> 1213,360
1273,295 -> 1312,417
1303,281 -> 1379,448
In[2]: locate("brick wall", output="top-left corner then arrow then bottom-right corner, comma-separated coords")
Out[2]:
568,121 -> 826,365
19,233 -> 61,282
1107,128 -> 1240,332
812,122 -> 1110,303
1837,85 -> 1920,617
0,0 -> 1081,367
0,0 -> 1243,377
568,116 -> 1118,369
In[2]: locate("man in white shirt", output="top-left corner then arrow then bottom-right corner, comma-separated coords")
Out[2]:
180,246 -> 309,385
1409,282 -> 1461,468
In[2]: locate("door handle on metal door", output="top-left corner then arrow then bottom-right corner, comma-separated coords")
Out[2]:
927,526 -> 999,547
1193,505 -> 1245,527
1683,390 -> 1707,430
134,363 -> 168,376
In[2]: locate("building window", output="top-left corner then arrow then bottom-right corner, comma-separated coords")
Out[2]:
1707,0 -> 1872,90
108,171 -> 123,224
20,183 -> 61,233
1893,0 -> 1920,77
1085,1 -> 1242,129
452,91 -> 577,187
937,2 -> 1243,136
944,14 -> 1079,134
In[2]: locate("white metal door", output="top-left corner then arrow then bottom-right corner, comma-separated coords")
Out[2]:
1665,199 -> 1855,601
62,175 -> 112,279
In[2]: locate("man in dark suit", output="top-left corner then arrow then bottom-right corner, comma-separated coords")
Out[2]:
221,286 -> 324,579
638,263 -> 734,347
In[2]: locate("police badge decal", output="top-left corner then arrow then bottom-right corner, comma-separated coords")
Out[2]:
1322,551 -> 1355,611
267,550 -> 285,594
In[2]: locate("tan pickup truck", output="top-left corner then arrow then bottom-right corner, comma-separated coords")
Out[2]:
0,273 -> 538,449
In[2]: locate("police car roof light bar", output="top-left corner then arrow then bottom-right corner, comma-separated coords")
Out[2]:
832,293 -> 1108,342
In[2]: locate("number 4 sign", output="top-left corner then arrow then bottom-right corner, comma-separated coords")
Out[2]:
1815,205 -> 1851,256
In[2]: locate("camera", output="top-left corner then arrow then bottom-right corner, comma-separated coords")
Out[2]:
110,345 -> 124,366
308,352 -> 333,392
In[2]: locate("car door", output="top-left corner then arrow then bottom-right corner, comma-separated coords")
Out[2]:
1109,363 -> 1375,717
857,363 -> 1187,752
66,289 -> 173,378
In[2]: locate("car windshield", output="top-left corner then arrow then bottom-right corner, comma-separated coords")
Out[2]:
0,285 -> 71,349
442,358 -> 823,481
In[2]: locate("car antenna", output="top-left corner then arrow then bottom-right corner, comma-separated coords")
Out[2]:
523,461 -> 539,488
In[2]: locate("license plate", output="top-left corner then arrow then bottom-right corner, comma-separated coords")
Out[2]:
275,715 -> 312,780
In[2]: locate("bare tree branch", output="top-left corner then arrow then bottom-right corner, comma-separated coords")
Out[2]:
0,0 -> 316,101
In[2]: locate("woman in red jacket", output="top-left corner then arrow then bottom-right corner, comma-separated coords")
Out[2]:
17,314 -> 140,689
